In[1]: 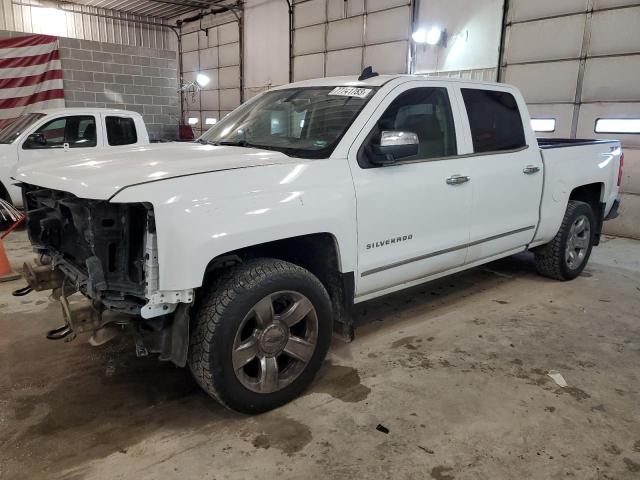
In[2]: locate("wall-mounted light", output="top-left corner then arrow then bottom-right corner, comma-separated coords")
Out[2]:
188,117 -> 199,125
196,73 -> 210,87
412,27 -> 446,46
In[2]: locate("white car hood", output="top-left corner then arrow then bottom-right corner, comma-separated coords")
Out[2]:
12,142 -> 300,200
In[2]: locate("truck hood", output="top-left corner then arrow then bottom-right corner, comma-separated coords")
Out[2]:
12,142 -> 300,200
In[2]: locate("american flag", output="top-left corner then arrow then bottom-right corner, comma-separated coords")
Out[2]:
0,34 -> 65,129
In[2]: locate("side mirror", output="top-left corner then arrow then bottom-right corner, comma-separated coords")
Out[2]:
372,131 -> 419,165
24,133 -> 47,148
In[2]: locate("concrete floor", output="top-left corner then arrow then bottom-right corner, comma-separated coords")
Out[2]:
1,231 -> 639,480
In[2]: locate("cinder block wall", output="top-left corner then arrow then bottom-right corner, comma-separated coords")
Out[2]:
0,30 -> 179,141
58,38 -> 179,141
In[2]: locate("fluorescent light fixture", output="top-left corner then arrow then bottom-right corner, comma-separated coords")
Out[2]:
205,117 -> 217,125
531,118 -> 556,133
187,117 -> 199,125
595,118 -> 640,134
196,73 -> 210,87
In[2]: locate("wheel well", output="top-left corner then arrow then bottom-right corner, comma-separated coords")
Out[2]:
569,183 -> 602,213
203,233 -> 355,339
569,182 -> 604,245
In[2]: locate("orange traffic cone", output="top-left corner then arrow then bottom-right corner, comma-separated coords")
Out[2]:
0,237 -> 20,282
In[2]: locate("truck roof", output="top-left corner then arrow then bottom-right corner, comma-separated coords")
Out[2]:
275,74 -> 512,90
32,107 -> 144,117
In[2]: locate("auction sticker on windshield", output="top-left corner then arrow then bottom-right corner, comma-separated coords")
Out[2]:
328,87 -> 373,98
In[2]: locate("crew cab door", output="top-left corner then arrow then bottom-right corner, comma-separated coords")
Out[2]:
18,114 -> 100,163
349,81 -> 472,298
454,86 -> 543,263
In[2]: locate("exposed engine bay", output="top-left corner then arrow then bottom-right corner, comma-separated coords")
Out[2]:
23,184 -> 150,312
19,184 -> 192,366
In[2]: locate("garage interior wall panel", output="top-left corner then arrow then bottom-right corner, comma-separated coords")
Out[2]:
0,0 -> 172,49
412,0 -> 503,76
177,13 -> 241,136
292,0 -> 411,81
501,0 -> 640,238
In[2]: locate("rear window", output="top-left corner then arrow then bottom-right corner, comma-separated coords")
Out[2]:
106,116 -> 137,146
461,89 -> 526,153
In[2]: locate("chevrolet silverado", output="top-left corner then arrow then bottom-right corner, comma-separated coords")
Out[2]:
13,72 -> 623,413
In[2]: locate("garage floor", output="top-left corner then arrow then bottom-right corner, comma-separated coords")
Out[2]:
1,231 -> 639,480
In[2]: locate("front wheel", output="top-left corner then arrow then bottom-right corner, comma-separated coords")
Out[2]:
189,258 -> 332,413
534,200 -> 595,280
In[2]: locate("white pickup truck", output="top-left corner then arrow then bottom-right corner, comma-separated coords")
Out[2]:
14,73 -> 622,413
0,107 -> 149,207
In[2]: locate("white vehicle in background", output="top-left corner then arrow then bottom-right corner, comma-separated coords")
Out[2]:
15,71 -> 622,413
0,108 -> 149,207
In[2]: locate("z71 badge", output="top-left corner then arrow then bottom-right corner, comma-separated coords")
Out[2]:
366,234 -> 413,250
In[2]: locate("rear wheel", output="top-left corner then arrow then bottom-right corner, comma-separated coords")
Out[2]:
189,258 -> 332,413
534,200 -> 595,280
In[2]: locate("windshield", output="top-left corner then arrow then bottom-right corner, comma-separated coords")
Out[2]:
0,113 -> 46,144
198,86 -> 376,158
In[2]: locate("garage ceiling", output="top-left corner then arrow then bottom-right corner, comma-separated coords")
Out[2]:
58,0 -> 237,19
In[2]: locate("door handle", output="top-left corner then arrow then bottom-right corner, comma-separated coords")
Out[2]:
446,174 -> 470,185
523,165 -> 540,175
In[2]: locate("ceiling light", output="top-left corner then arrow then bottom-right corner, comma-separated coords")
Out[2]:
196,73 -> 210,87
187,117 -> 199,125
205,117 -> 217,125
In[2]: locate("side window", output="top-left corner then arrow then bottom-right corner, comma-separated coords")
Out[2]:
461,89 -> 526,153
359,87 -> 457,167
25,117 -> 67,149
106,116 -> 138,146
65,116 -> 97,148
23,116 -> 97,149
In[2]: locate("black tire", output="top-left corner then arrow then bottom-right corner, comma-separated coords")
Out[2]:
534,200 -> 595,280
189,258 -> 332,414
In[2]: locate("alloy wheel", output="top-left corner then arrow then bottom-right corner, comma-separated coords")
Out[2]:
565,214 -> 591,270
231,290 -> 318,394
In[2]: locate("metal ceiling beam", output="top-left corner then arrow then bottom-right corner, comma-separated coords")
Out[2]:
96,1 -> 195,18
132,0 -> 214,10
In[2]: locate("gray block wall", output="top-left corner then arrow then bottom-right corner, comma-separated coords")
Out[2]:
58,38 -> 179,141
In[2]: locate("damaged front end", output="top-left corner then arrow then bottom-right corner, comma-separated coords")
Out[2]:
19,185 -> 193,366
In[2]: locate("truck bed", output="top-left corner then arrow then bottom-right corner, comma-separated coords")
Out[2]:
531,139 -> 622,248
538,138 -> 619,149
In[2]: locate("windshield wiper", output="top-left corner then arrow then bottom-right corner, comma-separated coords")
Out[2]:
219,140 -> 251,147
195,138 -> 218,145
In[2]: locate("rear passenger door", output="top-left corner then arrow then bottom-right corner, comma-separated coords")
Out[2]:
456,87 -> 543,264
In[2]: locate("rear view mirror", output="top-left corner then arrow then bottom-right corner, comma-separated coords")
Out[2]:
24,133 -> 47,148
372,130 -> 419,165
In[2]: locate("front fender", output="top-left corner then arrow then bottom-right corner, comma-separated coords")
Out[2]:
111,159 -> 357,291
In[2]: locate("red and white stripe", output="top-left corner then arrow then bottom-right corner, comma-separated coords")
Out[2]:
0,34 -> 65,128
